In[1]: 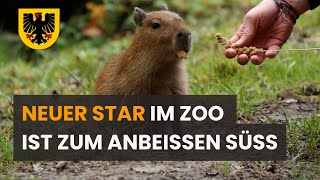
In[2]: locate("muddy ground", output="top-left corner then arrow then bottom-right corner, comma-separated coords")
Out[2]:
12,89 -> 320,179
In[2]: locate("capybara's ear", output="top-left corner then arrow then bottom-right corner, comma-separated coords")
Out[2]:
133,7 -> 146,26
161,4 -> 169,11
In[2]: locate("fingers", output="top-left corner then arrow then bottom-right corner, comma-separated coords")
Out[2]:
265,45 -> 280,58
234,14 -> 257,47
225,48 -> 237,59
230,34 -> 240,43
225,48 -> 265,65
250,54 -> 265,65
237,54 -> 249,65
232,53 -> 265,66
224,35 -> 240,59
248,45 -> 280,65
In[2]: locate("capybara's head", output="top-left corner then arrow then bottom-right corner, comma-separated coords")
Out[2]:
133,4 -> 192,58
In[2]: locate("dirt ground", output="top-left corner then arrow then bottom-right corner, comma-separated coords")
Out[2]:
12,89 -> 320,179
15,161 -> 295,179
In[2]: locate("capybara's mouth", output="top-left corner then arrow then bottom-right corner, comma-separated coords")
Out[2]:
177,50 -> 188,59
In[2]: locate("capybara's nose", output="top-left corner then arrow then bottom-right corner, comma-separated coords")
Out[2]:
177,31 -> 191,40
177,31 -> 192,53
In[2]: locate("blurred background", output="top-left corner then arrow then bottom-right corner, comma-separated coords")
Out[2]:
0,0 -> 320,119
1,0 -> 261,92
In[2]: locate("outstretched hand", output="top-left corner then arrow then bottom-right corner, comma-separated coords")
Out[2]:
225,0 -> 294,65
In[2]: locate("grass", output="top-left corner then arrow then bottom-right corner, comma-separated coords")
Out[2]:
0,128 -> 13,172
217,161 -> 232,175
291,161 -> 320,179
0,0 -> 320,178
287,116 -> 320,160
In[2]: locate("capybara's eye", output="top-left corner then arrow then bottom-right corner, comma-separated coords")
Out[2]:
152,22 -> 161,29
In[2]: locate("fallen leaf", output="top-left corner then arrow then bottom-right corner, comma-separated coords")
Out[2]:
56,161 -> 68,171
281,98 -> 298,104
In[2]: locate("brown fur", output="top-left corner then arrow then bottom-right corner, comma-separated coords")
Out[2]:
94,6 -> 191,95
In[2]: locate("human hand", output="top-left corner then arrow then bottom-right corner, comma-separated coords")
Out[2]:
225,0 -> 298,65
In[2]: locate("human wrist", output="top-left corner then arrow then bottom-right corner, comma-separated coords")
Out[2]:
285,0 -> 310,15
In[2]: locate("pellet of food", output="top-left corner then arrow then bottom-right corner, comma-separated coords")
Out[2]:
177,51 -> 188,59
216,33 -> 265,56
249,51 -> 257,57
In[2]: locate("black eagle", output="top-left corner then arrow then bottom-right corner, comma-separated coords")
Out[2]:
23,13 -> 55,45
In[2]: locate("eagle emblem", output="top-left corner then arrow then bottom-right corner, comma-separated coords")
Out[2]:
19,9 -> 60,50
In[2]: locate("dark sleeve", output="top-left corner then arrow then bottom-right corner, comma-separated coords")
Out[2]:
308,0 -> 320,10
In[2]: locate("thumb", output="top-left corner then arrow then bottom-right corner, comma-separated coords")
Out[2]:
235,14 -> 257,47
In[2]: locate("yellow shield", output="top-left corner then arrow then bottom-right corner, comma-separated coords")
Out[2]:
18,8 -> 60,50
